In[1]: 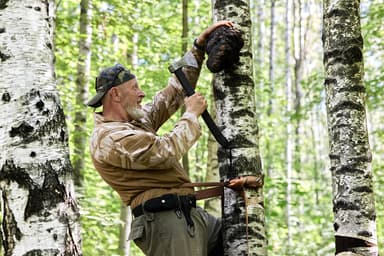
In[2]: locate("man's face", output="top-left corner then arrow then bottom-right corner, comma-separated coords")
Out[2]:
117,79 -> 145,120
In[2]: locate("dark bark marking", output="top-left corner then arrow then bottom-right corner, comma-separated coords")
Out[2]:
0,27 -> 5,33
0,160 -> 34,188
334,222 -> 339,232
323,36 -> 363,64
11,89 -> 68,144
335,236 -> 375,254
230,134 -> 254,148
333,165 -> 366,176
213,87 -> 226,101
230,108 -> 255,119
35,100 -> 44,111
2,92 -> 11,102
9,121 -> 34,139
324,78 -> 337,87
214,0 -> 247,9
0,0 -> 8,9
357,230 -> 373,238
0,51 -> 11,62
23,249 -> 60,256
0,159 -> 68,221
25,165 -> 66,220
30,151 -> 36,157
326,9 -> 349,18
330,100 -> 365,113
343,46 -> 363,64
333,198 -> 360,212
223,73 -> 254,88
1,193 -> 23,255
352,185 -> 373,193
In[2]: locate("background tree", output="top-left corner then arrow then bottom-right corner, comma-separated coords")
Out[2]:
211,0 -> 267,255
323,0 -> 378,254
72,0 -> 93,188
0,1 -> 81,255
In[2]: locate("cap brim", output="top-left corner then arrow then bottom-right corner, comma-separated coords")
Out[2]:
86,91 -> 106,108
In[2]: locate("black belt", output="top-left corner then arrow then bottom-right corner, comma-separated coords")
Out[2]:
132,194 -> 197,236
132,194 -> 196,218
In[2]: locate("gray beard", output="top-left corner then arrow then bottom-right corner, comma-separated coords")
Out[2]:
126,105 -> 145,121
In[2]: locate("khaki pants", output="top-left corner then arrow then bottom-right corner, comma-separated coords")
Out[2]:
129,206 -> 222,256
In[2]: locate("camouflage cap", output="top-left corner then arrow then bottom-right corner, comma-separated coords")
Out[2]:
87,63 -> 136,108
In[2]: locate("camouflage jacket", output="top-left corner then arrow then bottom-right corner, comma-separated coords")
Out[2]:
89,47 -> 205,208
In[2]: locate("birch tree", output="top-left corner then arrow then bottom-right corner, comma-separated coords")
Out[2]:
323,0 -> 378,254
73,0 -> 92,188
211,0 -> 267,255
204,95 -> 221,217
0,1 -> 81,255
264,0 -> 276,176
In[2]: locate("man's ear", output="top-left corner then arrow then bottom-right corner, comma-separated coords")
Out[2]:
109,87 -> 121,102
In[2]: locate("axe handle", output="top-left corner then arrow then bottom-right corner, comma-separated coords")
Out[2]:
174,69 -> 231,149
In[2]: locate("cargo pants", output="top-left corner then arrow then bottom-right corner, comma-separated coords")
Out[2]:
129,206 -> 222,256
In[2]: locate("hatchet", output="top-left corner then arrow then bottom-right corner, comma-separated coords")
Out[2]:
168,52 -> 231,149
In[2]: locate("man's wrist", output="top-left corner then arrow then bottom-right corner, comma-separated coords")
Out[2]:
183,111 -> 199,123
193,38 -> 205,52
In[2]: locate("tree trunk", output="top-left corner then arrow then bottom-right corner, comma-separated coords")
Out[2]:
264,0 -> 276,176
0,1 -> 82,255
211,1 -> 267,255
118,205 -> 131,256
293,0 -> 303,174
323,0 -> 378,255
284,0 -> 293,252
204,90 -> 221,217
73,0 -> 92,188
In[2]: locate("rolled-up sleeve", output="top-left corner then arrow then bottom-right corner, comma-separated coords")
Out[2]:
95,111 -> 201,170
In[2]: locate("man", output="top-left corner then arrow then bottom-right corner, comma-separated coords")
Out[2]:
87,21 -> 233,256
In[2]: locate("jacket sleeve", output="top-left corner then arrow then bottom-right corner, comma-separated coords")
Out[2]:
95,112 -> 201,170
143,46 -> 205,131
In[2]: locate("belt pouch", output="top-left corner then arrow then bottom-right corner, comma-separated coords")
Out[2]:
180,196 -> 195,236
144,194 -> 178,212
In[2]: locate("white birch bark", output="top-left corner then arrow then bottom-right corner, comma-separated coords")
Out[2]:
323,0 -> 378,254
0,0 -> 82,255
211,0 -> 267,255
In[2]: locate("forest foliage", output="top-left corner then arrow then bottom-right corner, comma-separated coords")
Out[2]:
55,0 -> 384,255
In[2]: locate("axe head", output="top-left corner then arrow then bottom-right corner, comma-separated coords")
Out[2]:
168,51 -> 199,73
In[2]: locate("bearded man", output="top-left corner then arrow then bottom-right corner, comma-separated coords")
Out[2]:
87,21 -> 234,256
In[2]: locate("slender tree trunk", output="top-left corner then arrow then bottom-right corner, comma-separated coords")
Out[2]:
293,0 -> 303,174
323,0 -> 378,255
0,1 -> 82,255
264,0 -> 276,176
119,205 -> 131,256
212,1 -> 267,255
284,0 -> 293,252
204,90 -> 221,217
73,0 -> 92,188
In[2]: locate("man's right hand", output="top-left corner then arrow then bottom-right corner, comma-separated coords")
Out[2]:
185,92 -> 207,116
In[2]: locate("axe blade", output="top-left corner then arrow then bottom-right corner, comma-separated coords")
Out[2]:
168,51 -> 199,73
